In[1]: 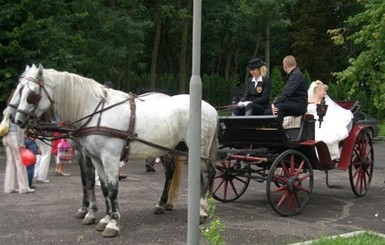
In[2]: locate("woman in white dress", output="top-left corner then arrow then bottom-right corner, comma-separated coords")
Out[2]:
307,80 -> 353,160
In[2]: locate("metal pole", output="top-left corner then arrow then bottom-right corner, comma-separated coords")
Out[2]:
188,0 -> 202,244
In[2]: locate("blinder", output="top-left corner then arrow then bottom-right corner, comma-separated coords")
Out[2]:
27,90 -> 42,105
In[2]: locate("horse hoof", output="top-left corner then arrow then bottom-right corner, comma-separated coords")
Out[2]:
153,205 -> 165,215
74,210 -> 87,219
102,228 -> 119,238
82,216 -> 96,225
164,203 -> 174,211
200,215 -> 208,224
96,222 -> 107,232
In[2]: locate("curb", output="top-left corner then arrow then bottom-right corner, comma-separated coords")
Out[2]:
374,136 -> 385,142
290,230 -> 385,245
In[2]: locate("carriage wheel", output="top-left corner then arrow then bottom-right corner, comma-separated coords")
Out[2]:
349,128 -> 374,197
266,149 -> 313,216
213,158 -> 251,202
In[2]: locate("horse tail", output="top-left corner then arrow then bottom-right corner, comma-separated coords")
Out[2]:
167,155 -> 185,205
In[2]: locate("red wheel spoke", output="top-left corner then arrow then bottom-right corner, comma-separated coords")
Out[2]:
276,190 -> 289,207
233,176 -> 249,184
299,173 -> 311,182
272,174 -> 288,184
294,192 -> 302,206
223,180 -> 229,199
271,184 -> 288,194
280,161 -> 290,177
213,178 -> 225,193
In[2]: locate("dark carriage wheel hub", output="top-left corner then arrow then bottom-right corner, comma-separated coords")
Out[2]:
223,169 -> 235,181
360,157 -> 369,169
287,177 -> 301,192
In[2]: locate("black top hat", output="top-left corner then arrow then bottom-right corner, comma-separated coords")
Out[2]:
248,58 -> 265,69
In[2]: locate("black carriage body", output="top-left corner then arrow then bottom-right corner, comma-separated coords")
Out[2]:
214,102 -> 375,216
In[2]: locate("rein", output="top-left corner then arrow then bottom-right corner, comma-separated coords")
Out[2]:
215,104 -> 235,111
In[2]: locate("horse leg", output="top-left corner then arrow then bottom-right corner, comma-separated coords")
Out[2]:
74,149 -> 89,219
153,154 -> 174,214
199,137 -> 217,223
94,160 -> 121,238
81,154 -> 98,225
100,178 -> 120,237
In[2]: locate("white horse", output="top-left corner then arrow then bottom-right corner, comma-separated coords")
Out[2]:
6,65 -> 184,225
8,77 -> 181,224
13,64 -> 218,238
7,65 -> 184,220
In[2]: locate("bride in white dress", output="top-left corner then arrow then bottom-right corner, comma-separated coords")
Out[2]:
307,80 -> 354,160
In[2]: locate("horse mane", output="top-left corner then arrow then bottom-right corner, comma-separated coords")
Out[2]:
44,69 -> 106,123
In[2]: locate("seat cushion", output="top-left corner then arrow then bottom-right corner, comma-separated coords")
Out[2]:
282,116 -> 302,129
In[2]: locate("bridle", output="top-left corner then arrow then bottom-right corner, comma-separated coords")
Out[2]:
15,76 -> 55,118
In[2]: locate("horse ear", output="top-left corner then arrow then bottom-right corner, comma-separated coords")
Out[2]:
25,65 -> 30,72
38,64 -> 44,78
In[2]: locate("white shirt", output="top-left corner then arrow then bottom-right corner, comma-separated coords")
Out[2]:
252,76 -> 263,88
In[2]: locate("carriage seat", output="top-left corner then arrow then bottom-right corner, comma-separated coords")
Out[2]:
282,116 -> 302,129
282,115 -> 315,142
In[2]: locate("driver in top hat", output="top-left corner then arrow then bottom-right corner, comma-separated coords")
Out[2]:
232,58 -> 271,116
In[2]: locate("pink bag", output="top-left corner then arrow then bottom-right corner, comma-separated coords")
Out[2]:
57,139 -> 73,161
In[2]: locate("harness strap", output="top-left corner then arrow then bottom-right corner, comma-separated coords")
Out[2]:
96,91 -> 107,127
73,126 -> 211,162
69,97 -> 131,126
123,96 -> 136,161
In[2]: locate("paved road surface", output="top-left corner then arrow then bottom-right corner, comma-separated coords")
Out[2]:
0,140 -> 384,244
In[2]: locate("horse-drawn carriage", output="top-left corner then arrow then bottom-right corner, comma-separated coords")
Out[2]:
213,101 -> 374,216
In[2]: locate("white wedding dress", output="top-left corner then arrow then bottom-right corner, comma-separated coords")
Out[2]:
307,82 -> 354,160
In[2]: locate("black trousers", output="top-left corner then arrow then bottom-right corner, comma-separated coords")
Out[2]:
264,101 -> 307,121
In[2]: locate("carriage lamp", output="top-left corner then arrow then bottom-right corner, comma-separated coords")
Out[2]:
316,97 -> 328,128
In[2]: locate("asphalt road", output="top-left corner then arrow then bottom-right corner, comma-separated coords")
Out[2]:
0,140 -> 384,244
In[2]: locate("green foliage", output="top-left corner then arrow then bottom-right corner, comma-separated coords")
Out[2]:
0,0 -> 383,122
380,123 -> 385,137
311,231 -> 385,245
331,1 -> 385,112
200,198 -> 225,245
270,67 -> 284,100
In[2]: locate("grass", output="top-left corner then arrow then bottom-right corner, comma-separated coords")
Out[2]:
379,122 -> 385,136
301,231 -> 385,245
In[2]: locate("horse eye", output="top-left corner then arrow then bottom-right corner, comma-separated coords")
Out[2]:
27,92 -> 41,105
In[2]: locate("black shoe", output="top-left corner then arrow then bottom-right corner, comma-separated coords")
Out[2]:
146,165 -> 156,172
119,175 -> 127,180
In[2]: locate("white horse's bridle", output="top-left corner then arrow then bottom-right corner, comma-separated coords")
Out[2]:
17,76 -> 55,118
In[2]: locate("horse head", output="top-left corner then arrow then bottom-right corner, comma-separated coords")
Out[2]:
15,64 -> 54,128
6,64 -> 38,122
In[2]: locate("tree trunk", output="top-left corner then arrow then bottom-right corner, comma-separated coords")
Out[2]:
244,32 -> 262,85
150,0 -> 162,90
178,0 -> 192,94
265,26 -> 270,77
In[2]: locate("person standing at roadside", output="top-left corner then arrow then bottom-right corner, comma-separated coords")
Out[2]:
265,55 -> 307,120
34,112 -> 53,184
2,109 -> 34,194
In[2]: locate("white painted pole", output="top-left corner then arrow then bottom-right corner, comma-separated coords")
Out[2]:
188,0 -> 202,244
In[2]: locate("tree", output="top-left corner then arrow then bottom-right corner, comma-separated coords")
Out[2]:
331,0 -> 385,111
287,0 -> 362,83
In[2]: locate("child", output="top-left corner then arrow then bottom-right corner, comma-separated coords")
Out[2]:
52,133 -> 73,176
24,132 -> 40,189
